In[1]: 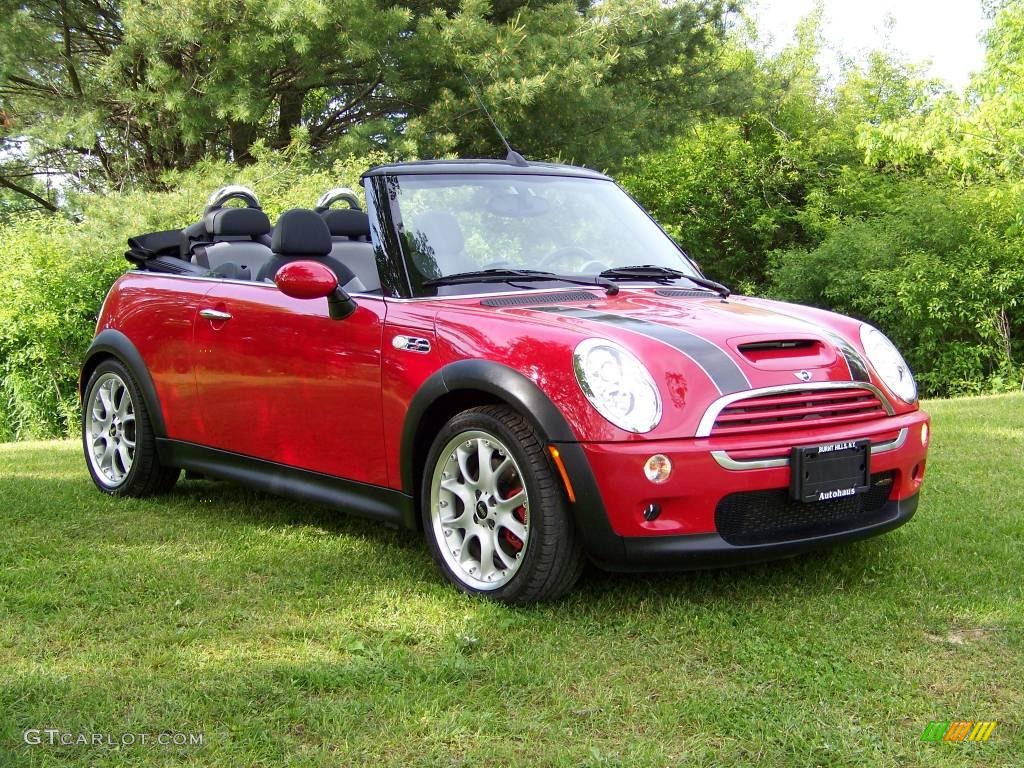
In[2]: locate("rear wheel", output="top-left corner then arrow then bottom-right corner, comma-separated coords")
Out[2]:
82,359 -> 179,496
422,405 -> 584,603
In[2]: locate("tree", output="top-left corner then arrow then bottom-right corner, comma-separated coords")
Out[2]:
860,0 -> 1024,182
619,11 -> 941,286
0,0 -> 735,211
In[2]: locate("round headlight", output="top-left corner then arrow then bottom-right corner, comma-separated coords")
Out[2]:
574,339 -> 662,433
859,325 -> 917,403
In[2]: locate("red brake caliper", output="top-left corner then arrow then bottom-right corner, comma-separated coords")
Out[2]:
502,486 -> 527,553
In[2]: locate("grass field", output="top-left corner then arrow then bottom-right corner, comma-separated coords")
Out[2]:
1,394 -> 1022,767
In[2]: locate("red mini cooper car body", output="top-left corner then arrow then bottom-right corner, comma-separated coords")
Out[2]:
81,158 -> 930,602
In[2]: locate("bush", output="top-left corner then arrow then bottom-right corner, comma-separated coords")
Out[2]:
768,181 -> 1024,397
618,119 -> 805,287
0,145 -> 387,440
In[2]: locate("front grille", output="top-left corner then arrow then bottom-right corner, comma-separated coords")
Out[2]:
715,471 -> 895,546
710,387 -> 888,437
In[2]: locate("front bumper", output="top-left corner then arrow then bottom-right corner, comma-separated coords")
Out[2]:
554,409 -> 929,570
618,494 -> 918,571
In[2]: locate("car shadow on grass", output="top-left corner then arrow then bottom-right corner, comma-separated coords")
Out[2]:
9,464 -> 915,611
168,478 -> 421,545
164,477 -> 912,610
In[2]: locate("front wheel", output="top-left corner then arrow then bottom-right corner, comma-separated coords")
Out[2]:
82,359 -> 179,496
422,405 -> 584,603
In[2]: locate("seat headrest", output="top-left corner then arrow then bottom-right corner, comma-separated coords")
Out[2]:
204,207 -> 271,237
413,210 -> 465,257
272,209 -> 332,257
321,209 -> 370,239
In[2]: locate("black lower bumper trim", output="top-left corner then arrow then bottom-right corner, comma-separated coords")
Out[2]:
610,493 -> 918,572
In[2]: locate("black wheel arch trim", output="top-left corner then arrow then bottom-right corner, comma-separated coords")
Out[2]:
401,360 -> 577,494
80,329 -> 167,438
400,359 -> 625,560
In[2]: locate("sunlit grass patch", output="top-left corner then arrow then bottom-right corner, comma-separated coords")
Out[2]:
1,395 -> 1022,766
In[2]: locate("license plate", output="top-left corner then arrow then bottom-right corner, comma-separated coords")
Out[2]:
790,439 -> 870,503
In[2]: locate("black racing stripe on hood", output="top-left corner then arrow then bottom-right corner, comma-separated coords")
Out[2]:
533,306 -> 751,395
832,338 -> 871,383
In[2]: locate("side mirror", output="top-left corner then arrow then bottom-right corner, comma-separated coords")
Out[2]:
275,261 -> 357,320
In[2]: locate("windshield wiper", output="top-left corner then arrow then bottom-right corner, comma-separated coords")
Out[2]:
599,265 -> 731,299
422,268 -> 619,296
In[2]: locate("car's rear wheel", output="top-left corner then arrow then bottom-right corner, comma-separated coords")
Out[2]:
422,405 -> 584,603
82,359 -> 179,496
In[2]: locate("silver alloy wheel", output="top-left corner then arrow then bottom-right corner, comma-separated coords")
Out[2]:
429,430 -> 530,591
86,372 -> 136,488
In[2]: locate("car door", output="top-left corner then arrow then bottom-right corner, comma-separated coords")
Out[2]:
192,280 -> 388,486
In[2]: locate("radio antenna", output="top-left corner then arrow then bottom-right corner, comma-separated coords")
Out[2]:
460,71 -> 528,166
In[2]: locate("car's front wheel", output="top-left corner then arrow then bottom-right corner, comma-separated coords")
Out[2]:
422,405 -> 584,603
82,359 -> 179,496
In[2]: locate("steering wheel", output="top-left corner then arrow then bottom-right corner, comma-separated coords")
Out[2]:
540,246 -> 599,272
540,247 -> 610,275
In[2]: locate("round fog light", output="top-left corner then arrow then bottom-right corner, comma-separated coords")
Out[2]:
644,454 -> 672,484
921,422 -> 929,446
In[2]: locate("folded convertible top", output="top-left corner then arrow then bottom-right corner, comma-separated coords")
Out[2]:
124,229 -> 209,276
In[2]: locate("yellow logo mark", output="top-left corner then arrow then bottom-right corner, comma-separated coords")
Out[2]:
922,720 -> 997,742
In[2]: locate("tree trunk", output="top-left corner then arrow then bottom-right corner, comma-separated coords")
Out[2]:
229,121 -> 257,165
277,90 -> 305,148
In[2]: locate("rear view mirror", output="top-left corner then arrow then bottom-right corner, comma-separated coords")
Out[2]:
275,261 -> 357,320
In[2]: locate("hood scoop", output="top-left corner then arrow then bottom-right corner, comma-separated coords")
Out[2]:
734,337 -> 836,370
480,291 -> 595,307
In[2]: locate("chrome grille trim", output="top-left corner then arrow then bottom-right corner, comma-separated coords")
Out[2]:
695,382 -> 894,438
710,427 -> 909,471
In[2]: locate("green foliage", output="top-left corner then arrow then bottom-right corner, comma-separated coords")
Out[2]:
619,119 -> 803,286
620,32 -> 935,279
860,1 -> 1024,181
769,182 -> 1024,397
404,0 -> 737,165
5,1 -> 1024,434
0,146 -> 384,439
0,0 -> 732,206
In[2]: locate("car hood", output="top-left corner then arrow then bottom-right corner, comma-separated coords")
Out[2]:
434,289 -> 898,441
513,292 -> 871,387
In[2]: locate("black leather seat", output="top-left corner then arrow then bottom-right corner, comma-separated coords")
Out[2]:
320,209 -> 381,292
257,209 -> 359,287
189,207 -> 273,279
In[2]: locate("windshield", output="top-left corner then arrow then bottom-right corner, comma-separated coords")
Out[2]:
389,174 -> 697,294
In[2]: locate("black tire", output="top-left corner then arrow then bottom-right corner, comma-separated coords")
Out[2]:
421,405 -> 584,603
82,358 -> 179,497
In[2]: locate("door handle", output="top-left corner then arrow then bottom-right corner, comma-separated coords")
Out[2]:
199,308 -> 233,321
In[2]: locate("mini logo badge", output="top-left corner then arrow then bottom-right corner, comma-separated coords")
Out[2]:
795,370 -> 812,382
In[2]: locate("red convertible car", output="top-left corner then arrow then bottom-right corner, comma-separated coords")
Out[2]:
81,157 -> 930,602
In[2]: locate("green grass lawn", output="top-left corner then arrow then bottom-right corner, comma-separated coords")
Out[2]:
1,395 -> 1022,767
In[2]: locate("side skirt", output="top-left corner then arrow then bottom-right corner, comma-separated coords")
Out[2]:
157,439 -> 415,528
